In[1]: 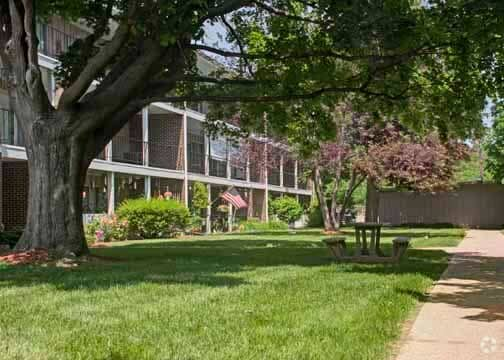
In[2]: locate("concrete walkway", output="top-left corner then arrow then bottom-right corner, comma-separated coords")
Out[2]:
396,230 -> 504,360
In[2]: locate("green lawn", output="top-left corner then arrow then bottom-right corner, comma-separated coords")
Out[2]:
0,227 -> 464,360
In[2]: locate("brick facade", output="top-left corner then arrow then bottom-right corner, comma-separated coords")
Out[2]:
2,161 -> 28,231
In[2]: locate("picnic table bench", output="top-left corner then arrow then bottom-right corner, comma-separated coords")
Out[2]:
322,223 -> 410,263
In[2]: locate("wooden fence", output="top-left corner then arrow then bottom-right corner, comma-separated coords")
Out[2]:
375,183 -> 504,229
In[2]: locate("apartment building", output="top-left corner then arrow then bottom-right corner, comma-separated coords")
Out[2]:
0,17 -> 313,233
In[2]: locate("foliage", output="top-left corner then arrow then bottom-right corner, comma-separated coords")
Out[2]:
117,198 -> 190,239
3,0 -> 503,252
191,182 -> 209,214
454,149 -> 488,184
270,196 -> 303,224
366,133 -> 469,192
307,205 -> 324,228
85,215 -> 129,242
238,219 -> 288,232
484,104 -> 504,183
0,231 -> 22,249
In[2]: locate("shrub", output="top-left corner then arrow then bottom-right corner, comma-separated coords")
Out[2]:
270,197 -> 303,224
191,182 -> 209,214
85,215 -> 129,242
117,198 -> 190,239
238,219 -> 288,232
307,205 -> 324,228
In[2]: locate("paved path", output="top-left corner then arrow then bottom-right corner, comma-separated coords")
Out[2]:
396,230 -> 504,360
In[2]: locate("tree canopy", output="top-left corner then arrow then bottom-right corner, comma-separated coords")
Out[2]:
1,0 -> 504,253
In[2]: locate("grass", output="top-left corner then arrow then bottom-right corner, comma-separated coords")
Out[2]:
0,227 -> 464,360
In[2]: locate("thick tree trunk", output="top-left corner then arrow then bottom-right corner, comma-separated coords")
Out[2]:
313,164 -> 335,232
15,120 -> 90,255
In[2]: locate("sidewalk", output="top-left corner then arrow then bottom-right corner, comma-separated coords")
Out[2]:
396,230 -> 504,360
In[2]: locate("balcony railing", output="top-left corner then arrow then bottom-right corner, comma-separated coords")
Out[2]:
0,108 -> 24,147
231,165 -> 246,181
112,135 -> 144,165
37,23 -> 80,59
210,157 -> 227,178
284,171 -> 296,188
268,169 -> 281,186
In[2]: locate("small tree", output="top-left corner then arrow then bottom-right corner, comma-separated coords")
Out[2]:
270,197 -> 303,225
191,182 -> 209,217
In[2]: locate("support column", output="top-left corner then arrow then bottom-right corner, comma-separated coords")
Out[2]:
246,152 -> 250,183
183,105 -> 189,207
142,107 -> 149,167
226,140 -> 231,179
206,184 -> 212,234
145,176 -> 151,199
228,203 -> 233,232
204,134 -> 210,176
294,160 -> 299,189
280,154 -> 284,188
107,172 -> 115,215
247,189 -> 254,219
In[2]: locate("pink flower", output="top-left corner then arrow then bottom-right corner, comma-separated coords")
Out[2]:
95,230 -> 105,242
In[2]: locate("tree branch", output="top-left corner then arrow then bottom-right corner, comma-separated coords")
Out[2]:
200,0 -> 251,23
139,83 -> 408,106
220,15 -> 254,76
59,0 -> 136,108
253,0 -> 326,25
188,43 -> 432,64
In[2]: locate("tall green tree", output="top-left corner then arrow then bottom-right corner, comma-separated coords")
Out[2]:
0,1 -> 502,254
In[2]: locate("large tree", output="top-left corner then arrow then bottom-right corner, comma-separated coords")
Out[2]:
0,0 -> 501,254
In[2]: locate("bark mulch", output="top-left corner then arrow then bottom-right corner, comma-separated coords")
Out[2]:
0,249 -> 51,265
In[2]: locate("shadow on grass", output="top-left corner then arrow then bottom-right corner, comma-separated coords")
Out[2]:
0,237 -> 450,292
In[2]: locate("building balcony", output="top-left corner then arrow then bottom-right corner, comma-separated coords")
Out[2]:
0,108 -> 24,147
268,169 -> 281,186
284,171 -> 296,188
209,157 -> 227,178
111,135 -> 144,165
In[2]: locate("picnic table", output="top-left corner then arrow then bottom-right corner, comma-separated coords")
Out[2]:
354,222 -> 384,256
323,222 -> 410,263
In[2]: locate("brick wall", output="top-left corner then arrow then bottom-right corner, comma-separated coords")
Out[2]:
2,161 -> 28,231
149,114 -> 184,170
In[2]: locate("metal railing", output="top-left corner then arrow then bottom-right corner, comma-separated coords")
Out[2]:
37,23 -> 80,59
210,157 -> 227,178
0,108 -> 24,147
231,165 -> 247,181
284,171 -> 296,188
268,169 -> 281,186
111,135 -> 144,165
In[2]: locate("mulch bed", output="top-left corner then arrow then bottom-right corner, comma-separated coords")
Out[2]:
0,249 -> 51,265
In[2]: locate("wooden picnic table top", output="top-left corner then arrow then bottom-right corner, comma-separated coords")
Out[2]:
354,222 -> 383,229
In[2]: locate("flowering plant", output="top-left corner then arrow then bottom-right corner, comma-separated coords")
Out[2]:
86,215 -> 129,242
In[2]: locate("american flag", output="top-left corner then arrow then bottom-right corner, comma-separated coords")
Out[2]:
220,187 -> 248,209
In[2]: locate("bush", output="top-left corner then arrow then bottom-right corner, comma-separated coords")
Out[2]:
0,231 -> 22,249
117,198 -> 190,239
307,205 -> 324,228
270,197 -> 303,224
238,219 -> 288,232
85,215 -> 129,242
